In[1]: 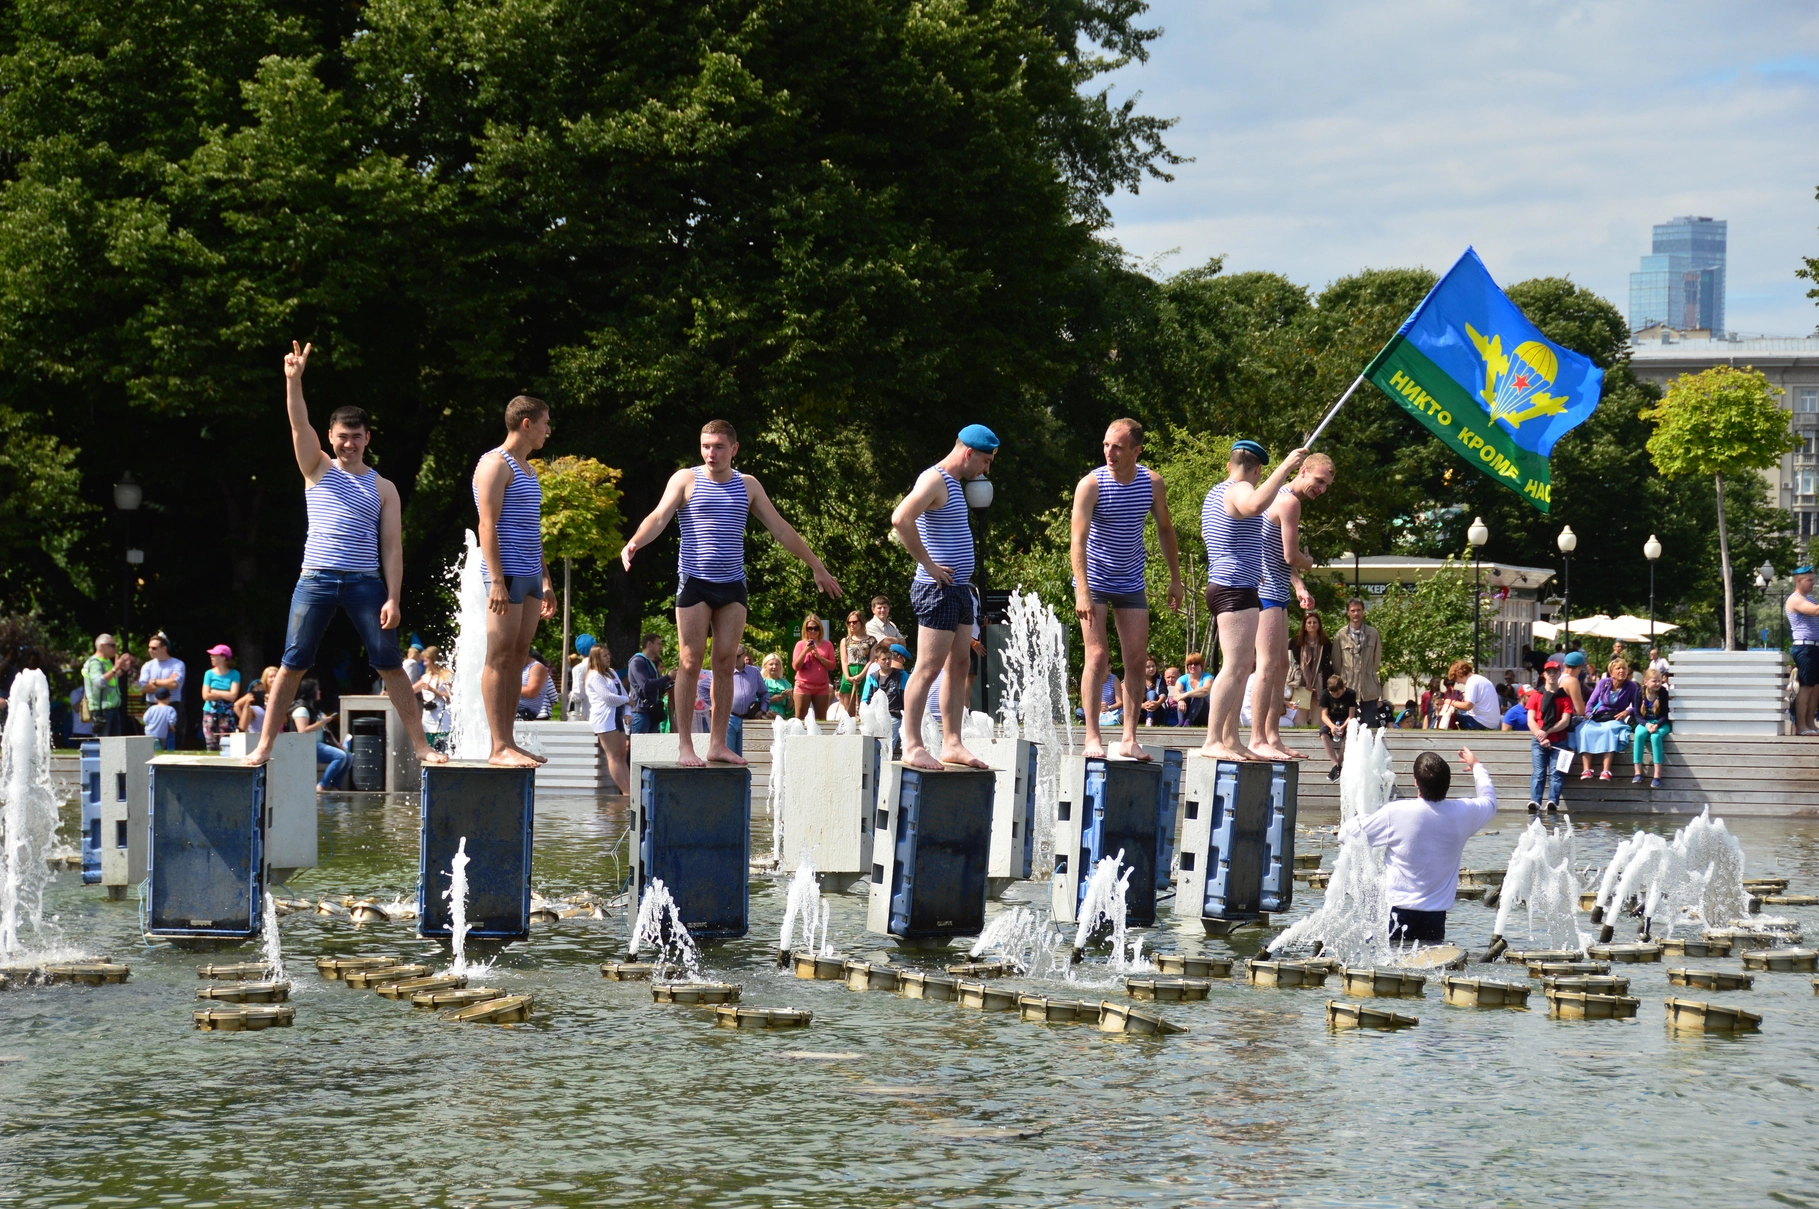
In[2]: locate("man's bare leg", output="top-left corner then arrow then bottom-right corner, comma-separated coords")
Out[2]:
1249,608 -> 1298,760
703,602 -> 748,765
1201,608 -> 1260,762
1078,604 -> 1112,759
937,633 -> 987,768
378,666 -> 448,764
673,601 -> 713,768
245,666 -> 306,766
1111,607 -> 1152,761
1800,684 -> 1819,733
482,601 -> 541,767
900,625 -> 956,771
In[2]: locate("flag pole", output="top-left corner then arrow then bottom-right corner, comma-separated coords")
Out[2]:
1303,373 -> 1367,450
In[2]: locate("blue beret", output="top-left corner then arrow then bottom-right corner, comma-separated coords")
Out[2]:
1795,565 -> 1814,576
957,424 -> 1000,452
1563,650 -> 1587,667
890,644 -> 910,658
575,634 -> 596,656
1232,438 -> 1269,462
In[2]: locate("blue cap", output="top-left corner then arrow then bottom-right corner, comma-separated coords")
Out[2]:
1796,565 -> 1814,576
1232,438 -> 1269,462
890,644 -> 910,658
1563,650 -> 1587,667
957,424 -> 1000,452
575,634 -> 596,656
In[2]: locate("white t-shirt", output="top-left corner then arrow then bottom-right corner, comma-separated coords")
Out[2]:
1462,673 -> 1499,728
1345,765 -> 1497,911
865,617 -> 903,644
138,657 -> 186,699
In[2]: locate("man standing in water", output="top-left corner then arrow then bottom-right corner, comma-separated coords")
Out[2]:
248,342 -> 445,771
1251,453 -> 1334,760
1069,418 -> 1182,760
472,396 -> 558,767
1200,440 -> 1306,762
892,425 -> 998,771
621,420 -> 842,767
1344,748 -> 1496,945
1786,565 -> 1819,735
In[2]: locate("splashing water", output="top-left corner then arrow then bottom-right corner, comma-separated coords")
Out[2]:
858,687 -> 892,741
0,670 -> 59,960
261,891 -> 286,981
630,879 -> 704,979
1070,851 -> 1150,974
969,905 -> 1059,975
1270,722 -> 1398,965
1595,808 -> 1752,938
1494,815 -> 1584,951
766,717 -> 809,865
445,532 -> 492,761
778,853 -> 833,956
997,590 -> 1072,873
825,702 -> 856,736
443,837 -> 473,975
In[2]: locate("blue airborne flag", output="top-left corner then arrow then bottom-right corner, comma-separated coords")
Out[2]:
1363,248 -> 1603,512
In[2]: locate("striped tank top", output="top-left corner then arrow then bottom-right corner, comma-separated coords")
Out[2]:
1085,465 -> 1153,596
523,662 -> 558,719
302,464 -> 381,572
1202,480 -> 1264,588
473,449 -> 544,577
677,468 -> 750,583
1259,487 -> 1296,603
913,468 -> 974,586
1791,593 -> 1819,642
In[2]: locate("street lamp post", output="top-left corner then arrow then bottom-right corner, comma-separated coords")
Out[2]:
113,473 -> 144,640
1556,525 -> 1577,648
965,475 -> 994,714
1467,517 -> 1489,667
1644,534 -> 1662,647
1759,561 -> 1777,649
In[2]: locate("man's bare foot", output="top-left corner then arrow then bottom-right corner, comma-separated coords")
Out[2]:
1082,736 -> 1108,759
1250,741 -> 1295,761
704,743 -> 748,766
1203,741 -> 1261,762
488,749 -> 540,768
244,745 -> 274,768
1114,738 -> 1151,761
415,747 -> 449,765
516,745 -> 549,765
939,742 -> 990,769
1279,745 -> 1309,760
675,741 -> 706,768
903,746 -> 944,772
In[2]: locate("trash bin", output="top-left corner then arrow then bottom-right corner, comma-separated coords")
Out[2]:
348,715 -> 387,792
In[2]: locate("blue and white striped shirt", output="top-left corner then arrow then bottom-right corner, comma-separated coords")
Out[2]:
1203,480 -> 1264,589
474,449 -> 544,577
913,468 -> 974,586
1085,464 -> 1153,596
678,468 -> 750,583
1791,594 -> 1819,643
302,464 -> 381,572
1259,487 -> 1296,603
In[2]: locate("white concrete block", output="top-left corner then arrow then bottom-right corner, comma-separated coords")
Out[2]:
971,737 -> 1037,883
777,733 -> 881,877
98,736 -> 155,890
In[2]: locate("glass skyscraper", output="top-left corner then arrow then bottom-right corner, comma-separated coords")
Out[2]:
1628,216 -> 1727,335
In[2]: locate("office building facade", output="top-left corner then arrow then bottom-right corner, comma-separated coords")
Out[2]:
1628,216 -> 1727,335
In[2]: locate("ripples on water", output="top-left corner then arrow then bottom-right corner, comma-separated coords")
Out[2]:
3,795 -> 1819,1207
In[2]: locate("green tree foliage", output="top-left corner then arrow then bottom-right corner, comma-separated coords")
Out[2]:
1642,365 -> 1800,650
535,457 -> 625,565
1369,560 -> 1476,687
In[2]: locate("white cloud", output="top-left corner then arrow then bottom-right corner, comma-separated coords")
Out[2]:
1102,0 -> 1819,335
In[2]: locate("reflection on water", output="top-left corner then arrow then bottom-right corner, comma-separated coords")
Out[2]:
4,796 -> 1819,1207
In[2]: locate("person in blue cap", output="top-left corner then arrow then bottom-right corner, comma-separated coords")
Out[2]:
621,419 -> 842,768
1786,565 -> 1819,734
1199,438 -> 1307,762
1069,418 -> 1183,761
891,424 -> 998,770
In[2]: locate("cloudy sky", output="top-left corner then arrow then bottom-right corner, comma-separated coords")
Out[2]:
1102,2 -> 1819,337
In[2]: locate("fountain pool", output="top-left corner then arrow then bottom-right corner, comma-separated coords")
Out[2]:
4,790 -> 1819,1207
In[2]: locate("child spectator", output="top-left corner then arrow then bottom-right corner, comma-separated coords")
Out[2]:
142,689 -> 178,751
1319,673 -> 1357,781
1630,668 -> 1672,788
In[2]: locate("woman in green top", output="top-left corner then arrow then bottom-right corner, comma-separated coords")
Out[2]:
837,611 -> 872,717
200,644 -> 243,752
760,652 -> 793,720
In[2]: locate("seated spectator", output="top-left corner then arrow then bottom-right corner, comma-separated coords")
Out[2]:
1394,698 -> 1419,728
1631,667 -> 1671,788
1577,658 -> 1641,780
1448,659 -> 1500,730
1159,665 -> 1183,725
518,655 -> 555,721
1500,700 -> 1530,730
1138,657 -> 1171,728
1176,653 -> 1213,728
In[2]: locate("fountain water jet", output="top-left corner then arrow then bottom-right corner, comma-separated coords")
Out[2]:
1493,815 -> 1584,952
765,716 -> 808,866
969,905 -> 1058,976
261,891 -> 286,982
445,532 -> 493,761
778,853 -> 833,957
997,590 -> 1072,872
1069,852 -> 1150,974
0,670 -> 59,960
629,878 -> 703,979
442,837 -> 476,975
1594,808 -> 1752,940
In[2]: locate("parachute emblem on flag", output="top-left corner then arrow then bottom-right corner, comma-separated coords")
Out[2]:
1466,324 -> 1570,431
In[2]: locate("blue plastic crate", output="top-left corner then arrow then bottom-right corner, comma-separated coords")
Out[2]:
1072,758 -> 1165,927
146,759 -> 267,938
1013,740 -> 1038,880
1201,760 -> 1298,919
886,767 -> 993,939
1155,748 -> 1184,891
418,763 -> 535,942
80,742 -> 101,884
637,763 -> 751,939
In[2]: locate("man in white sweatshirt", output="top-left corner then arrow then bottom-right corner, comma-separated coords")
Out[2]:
1345,747 -> 1496,945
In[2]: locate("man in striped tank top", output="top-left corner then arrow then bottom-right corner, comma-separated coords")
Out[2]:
1200,439 -> 1307,763
1251,453 -> 1335,761
1786,565 -> 1819,734
621,419 -> 843,767
473,395 -> 558,767
246,341 -> 446,772
891,425 -> 999,771
1069,419 -> 1182,761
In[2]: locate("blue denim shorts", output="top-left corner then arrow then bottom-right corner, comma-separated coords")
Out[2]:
282,569 -> 403,671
